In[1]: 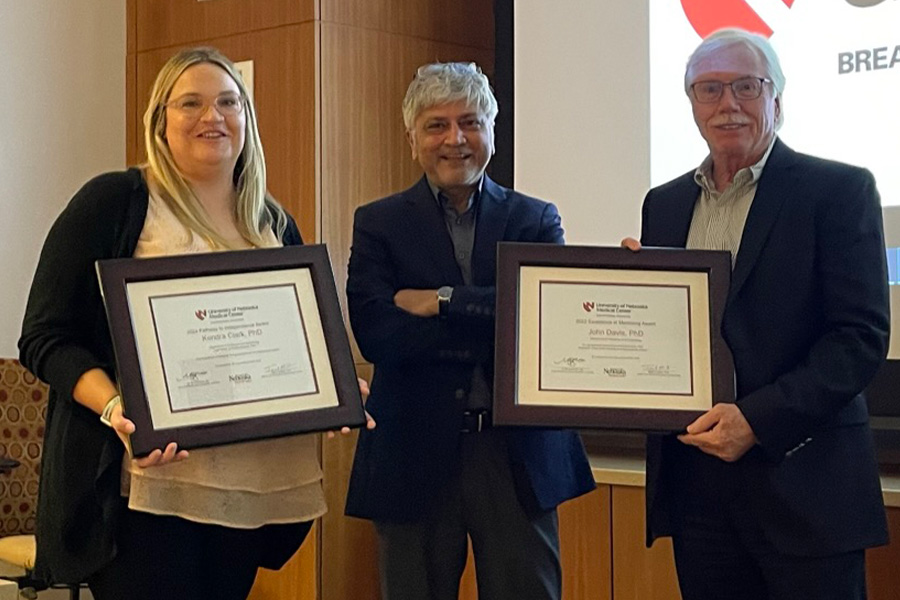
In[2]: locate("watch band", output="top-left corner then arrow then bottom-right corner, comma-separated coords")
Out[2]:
437,286 -> 453,318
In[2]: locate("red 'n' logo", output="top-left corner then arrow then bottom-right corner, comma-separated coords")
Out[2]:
681,0 -> 796,39
582,302 -> 595,313
195,309 -> 207,321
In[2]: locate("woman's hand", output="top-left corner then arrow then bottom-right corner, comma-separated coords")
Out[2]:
109,403 -> 189,467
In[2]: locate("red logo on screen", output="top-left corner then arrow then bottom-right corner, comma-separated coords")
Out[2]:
681,0 -> 796,39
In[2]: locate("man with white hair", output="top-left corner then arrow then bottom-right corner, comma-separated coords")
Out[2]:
344,62 -> 594,600
627,28 -> 890,599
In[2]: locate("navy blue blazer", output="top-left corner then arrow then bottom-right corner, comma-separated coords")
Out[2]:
344,175 -> 595,522
641,139 -> 890,555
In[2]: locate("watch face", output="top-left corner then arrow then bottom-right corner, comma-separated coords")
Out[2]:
438,286 -> 453,300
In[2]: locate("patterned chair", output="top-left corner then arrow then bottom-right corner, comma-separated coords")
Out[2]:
0,358 -> 82,599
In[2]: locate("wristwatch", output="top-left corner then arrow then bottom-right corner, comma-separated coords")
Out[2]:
437,286 -> 454,318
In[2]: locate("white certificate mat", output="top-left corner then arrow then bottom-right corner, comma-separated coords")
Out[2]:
127,268 -> 338,430
518,266 -> 712,411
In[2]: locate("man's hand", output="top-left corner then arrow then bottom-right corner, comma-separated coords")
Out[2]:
394,289 -> 439,317
621,237 -> 641,252
327,377 -> 376,439
678,403 -> 757,462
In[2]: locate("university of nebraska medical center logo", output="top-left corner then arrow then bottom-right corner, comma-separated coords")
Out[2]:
680,0 -> 796,39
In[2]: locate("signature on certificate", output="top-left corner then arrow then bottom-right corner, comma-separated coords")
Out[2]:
178,370 -> 207,382
176,369 -> 213,388
554,357 -> 586,367
264,362 -> 298,376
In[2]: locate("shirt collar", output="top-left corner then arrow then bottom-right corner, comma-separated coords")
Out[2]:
428,176 -> 484,213
694,135 -> 777,191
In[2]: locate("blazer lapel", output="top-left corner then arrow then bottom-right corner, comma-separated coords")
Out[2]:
729,139 -> 795,302
639,171 -> 698,248
406,176 -> 465,285
472,175 -> 512,286
665,177 -> 700,248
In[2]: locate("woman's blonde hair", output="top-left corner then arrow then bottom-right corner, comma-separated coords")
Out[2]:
142,46 -> 286,249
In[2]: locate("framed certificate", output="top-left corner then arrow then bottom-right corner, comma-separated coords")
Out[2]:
96,245 -> 365,456
494,243 -> 734,432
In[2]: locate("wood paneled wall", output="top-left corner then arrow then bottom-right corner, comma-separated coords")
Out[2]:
321,0 -> 492,47
133,0 -> 315,52
867,506 -> 900,600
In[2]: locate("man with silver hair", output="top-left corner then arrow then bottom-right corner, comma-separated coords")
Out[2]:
626,28 -> 889,599
345,62 -> 594,599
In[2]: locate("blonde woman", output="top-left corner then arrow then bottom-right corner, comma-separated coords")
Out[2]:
19,47 -> 366,600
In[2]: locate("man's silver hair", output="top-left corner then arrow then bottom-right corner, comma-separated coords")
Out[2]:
402,62 -> 499,130
684,28 -> 786,129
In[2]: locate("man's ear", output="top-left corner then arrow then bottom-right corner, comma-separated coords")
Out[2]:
406,129 -> 417,161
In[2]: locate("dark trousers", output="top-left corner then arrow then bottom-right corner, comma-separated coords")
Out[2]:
672,489 -> 867,600
375,429 -> 561,600
87,506 -> 312,600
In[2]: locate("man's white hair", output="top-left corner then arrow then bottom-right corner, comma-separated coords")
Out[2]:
402,62 -> 498,130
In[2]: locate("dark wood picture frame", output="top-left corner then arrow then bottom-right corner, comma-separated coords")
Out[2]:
97,245 -> 365,456
494,243 -> 734,432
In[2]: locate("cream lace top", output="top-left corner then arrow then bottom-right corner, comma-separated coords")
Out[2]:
121,190 -> 326,528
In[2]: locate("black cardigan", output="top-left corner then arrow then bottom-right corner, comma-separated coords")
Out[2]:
18,168 -> 304,583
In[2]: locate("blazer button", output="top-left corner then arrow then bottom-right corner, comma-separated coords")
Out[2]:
455,389 -> 466,400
